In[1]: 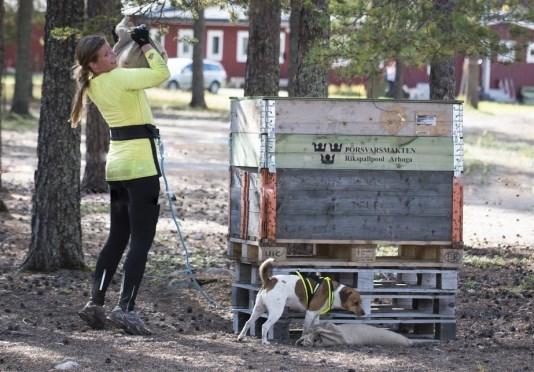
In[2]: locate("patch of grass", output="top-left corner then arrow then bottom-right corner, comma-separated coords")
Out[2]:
463,253 -> 508,269
463,157 -> 494,178
329,84 -> 366,97
81,202 -> 108,216
464,130 -> 534,158
146,87 -> 231,114
464,100 -> 534,115
464,252 -> 528,269
462,280 -> 479,290
519,274 -> 534,290
1,112 -> 38,131
2,74 -> 43,101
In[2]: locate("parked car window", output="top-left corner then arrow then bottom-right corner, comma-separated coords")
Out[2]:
203,63 -> 222,71
182,64 -> 192,73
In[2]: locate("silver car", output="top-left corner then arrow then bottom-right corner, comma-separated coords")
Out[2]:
165,58 -> 227,94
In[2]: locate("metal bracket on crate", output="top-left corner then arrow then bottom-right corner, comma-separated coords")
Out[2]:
452,104 -> 464,177
260,99 -> 276,172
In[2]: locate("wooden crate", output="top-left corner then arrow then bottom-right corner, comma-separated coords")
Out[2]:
229,98 -> 464,247
232,263 -> 458,341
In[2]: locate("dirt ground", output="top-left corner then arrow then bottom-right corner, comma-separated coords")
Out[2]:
0,102 -> 533,372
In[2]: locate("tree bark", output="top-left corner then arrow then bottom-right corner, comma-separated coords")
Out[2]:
10,0 -> 33,116
290,0 -> 329,97
244,0 -> 280,96
82,0 -> 121,193
366,71 -> 383,99
430,0 -> 456,101
82,102 -> 109,192
466,55 -> 479,109
287,0 -> 301,96
0,0 -> 7,212
22,0 -> 85,271
392,59 -> 405,99
430,58 -> 455,100
190,3 -> 206,108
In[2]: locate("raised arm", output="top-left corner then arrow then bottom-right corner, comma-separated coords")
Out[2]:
116,47 -> 170,90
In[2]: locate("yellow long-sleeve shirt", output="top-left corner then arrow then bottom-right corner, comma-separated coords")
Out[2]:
87,49 -> 170,181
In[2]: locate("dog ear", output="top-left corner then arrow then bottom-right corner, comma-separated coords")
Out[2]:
339,286 -> 351,304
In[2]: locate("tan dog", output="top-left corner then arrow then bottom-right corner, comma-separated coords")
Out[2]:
237,258 -> 365,344
113,16 -> 168,68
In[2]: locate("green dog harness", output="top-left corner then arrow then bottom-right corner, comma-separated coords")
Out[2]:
295,271 -> 334,315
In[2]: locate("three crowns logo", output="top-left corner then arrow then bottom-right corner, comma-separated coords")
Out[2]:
329,143 -> 342,152
313,142 -> 342,164
321,154 -> 335,164
312,142 -> 327,152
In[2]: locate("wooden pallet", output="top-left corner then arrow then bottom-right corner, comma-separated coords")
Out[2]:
232,263 -> 458,341
228,239 -> 463,268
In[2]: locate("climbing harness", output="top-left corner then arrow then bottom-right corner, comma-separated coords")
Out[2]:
110,124 -> 218,308
295,271 -> 334,315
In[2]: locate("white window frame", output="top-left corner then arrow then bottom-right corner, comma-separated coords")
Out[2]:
236,30 -> 248,63
207,30 -> 224,61
177,28 -> 194,59
279,32 -> 286,64
497,40 -> 516,63
527,42 -> 534,63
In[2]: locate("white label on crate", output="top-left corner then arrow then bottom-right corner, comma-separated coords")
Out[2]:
416,114 -> 437,126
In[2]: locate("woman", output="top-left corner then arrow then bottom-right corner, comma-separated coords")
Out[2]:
73,27 -> 170,335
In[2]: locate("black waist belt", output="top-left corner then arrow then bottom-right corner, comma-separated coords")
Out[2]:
109,124 -> 160,141
109,124 -> 161,177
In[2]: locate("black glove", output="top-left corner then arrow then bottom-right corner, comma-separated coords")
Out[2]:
130,25 -> 150,47
111,27 -> 119,44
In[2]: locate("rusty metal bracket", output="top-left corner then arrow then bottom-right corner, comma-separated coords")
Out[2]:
259,169 -> 277,242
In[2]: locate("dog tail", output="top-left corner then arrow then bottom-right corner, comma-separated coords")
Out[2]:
259,258 -> 277,290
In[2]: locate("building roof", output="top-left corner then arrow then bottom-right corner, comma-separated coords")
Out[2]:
123,3 -> 289,25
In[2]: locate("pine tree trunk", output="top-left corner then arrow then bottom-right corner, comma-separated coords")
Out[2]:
430,58 -> 455,100
467,55 -> 479,109
287,0 -> 301,96
10,0 -> 33,116
244,0 -> 280,96
0,0 -> 7,212
290,0 -> 329,97
366,71 -> 383,99
82,0 -> 121,193
190,3 -> 206,108
430,0 -> 456,101
82,102 -> 109,192
22,0 -> 85,271
393,59 -> 405,99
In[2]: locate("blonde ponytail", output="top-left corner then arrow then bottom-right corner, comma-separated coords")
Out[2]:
70,65 -> 91,128
70,35 -> 106,128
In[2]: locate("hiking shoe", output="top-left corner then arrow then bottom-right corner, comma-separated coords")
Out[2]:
108,306 -> 152,336
78,301 -> 106,329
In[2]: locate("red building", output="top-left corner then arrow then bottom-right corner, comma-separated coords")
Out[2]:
136,6 -> 290,88
5,8 -> 534,100
4,23 -> 45,72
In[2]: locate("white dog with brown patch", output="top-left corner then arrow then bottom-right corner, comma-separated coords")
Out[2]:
237,258 -> 365,344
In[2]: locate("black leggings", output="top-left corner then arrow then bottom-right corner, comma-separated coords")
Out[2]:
91,176 -> 160,311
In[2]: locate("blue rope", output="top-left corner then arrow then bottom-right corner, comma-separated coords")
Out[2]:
156,137 -> 218,308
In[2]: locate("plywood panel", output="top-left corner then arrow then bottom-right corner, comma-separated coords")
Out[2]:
274,135 -> 453,171
230,98 -> 262,133
276,214 -> 451,241
272,99 -> 454,136
229,167 -> 242,237
230,133 -> 262,167
275,169 -> 452,241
